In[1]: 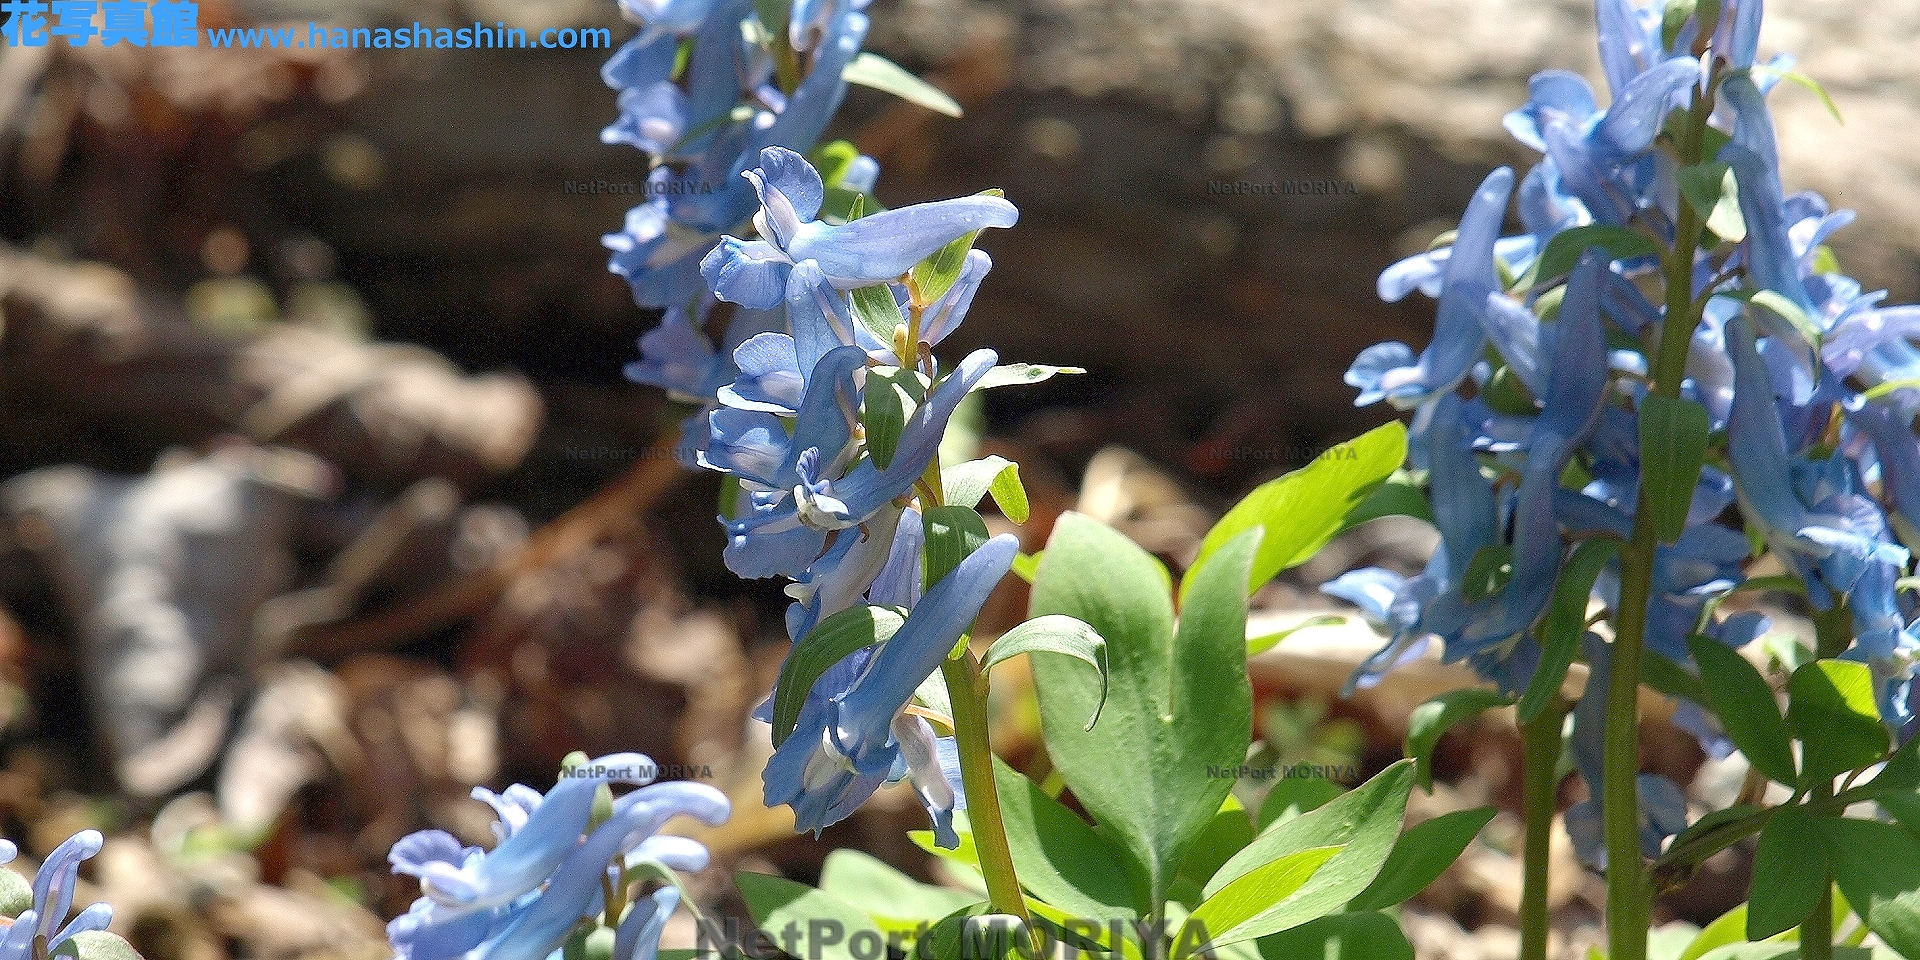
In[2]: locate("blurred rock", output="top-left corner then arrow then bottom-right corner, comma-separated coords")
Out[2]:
1,445 -> 332,796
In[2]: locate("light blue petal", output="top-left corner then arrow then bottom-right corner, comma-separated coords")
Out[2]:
788,197 -> 1019,288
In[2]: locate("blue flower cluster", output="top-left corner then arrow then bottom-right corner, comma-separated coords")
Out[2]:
387,754 -> 729,960
709,145 -> 1018,846
1331,0 -> 1920,865
0,829 -> 113,960
600,0 -> 1027,848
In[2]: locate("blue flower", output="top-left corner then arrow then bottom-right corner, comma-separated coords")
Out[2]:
1332,394 -> 1494,694
702,148 -> 1018,309
717,349 -> 999,579
1348,168 -> 1516,409
763,534 -> 1017,846
0,830 -> 113,960
387,758 -> 728,960
1726,315 -> 1908,607
1454,252 -> 1612,655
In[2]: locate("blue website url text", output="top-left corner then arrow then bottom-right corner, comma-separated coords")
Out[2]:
2,2 -> 612,50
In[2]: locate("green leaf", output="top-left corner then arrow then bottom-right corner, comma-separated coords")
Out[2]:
1461,544 -> 1515,601
1029,514 -> 1253,908
982,615 -> 1108,729
818,850 -> 981,934
1748,807 -> 1829,939
842,52 -> 963,117
1689,635 -> 1797,785
1177,804 -> 1258,896
989,758 -> 1141,918
1256,777 -> 1346,832
1677,161 -> 1747,243
970,363 -> 1087,392
851,282 -> 905,342
1198,762 -> 1416,945
943,456 -> 1030,523
1660,0 -> 1696,49
1697,947 -> 1894,960
1787,660 -> 1890,788
1816,816 -> 1920,959
1011,551 -> 1042,584
771,605 -> 908,747
1521,224 -> 1664,288
1253,911 -> 1414,960
0,866 -> 29,916
1336,476 -> 1435,533
1680,905 -> 1750,960
1737,289 -> 1827,350
1178,847 -> 1343,954
1247,616 -> 1345,658
1639,395 -> 1712,544
734,872 -> 889,960
1406,690 -> 1511,789
1346,806 -> 1498,911
808,139 -> 859,189
924,505 -> 992,589
50,933 -> 145,960
1185,421 -> 1406,601
911,219 -> 988,305
863,368 -> 918,470
1751,65 -> 1845,125
1520,538 -> 1617,723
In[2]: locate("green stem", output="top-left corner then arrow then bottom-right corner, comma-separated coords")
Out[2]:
941,654 -> 1037,942
1521,698 -> 1568,960
1605,524 -> 1657,960
1803,600 -> 1850,960
1604,27 -> 1724,960
1802,836 -> 1834,960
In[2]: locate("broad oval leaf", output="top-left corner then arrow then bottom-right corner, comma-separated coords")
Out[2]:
943,456 -> 1030,523
1030,514 -> 1252,909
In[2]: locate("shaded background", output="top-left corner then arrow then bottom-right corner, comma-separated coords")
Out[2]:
0,0 -> 1917,957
